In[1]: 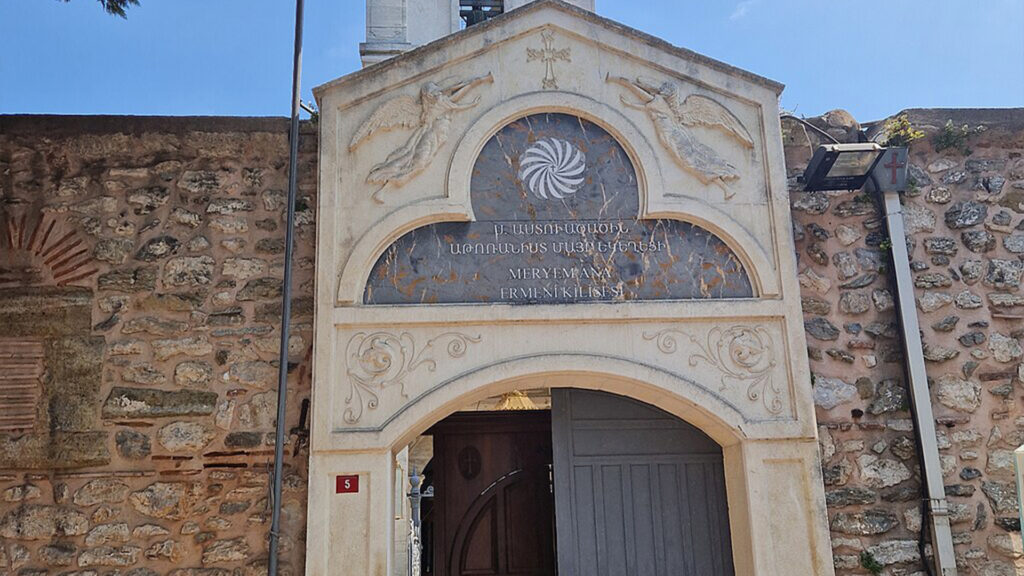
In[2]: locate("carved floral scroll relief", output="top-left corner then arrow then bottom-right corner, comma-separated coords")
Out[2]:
643,325 -> 784,416
343,331 -> 481,424
348,73 -> 493,202
607,75 -> 754,200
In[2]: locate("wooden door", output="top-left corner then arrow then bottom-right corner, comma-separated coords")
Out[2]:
429,411 -> 556,576
551,389 -> 734,576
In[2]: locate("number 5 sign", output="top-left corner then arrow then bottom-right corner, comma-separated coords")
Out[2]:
336,475 -> 359,494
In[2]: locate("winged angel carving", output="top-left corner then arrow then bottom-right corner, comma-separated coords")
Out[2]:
608,75 -> 753,199
349,73 -> 493,202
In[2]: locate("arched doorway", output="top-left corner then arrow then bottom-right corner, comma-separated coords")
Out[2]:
407,387 -> 733,576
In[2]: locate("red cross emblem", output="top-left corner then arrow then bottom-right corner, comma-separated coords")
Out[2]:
884,151 -> 906,185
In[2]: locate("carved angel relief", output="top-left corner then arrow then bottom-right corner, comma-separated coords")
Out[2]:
608,75 -> 753,199
349,73 -> 493,203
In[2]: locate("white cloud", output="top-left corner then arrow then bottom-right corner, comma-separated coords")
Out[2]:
730,0 -> 760,20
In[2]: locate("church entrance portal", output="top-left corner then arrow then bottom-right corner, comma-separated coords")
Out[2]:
417,388 -> 734,576
311,9 -> 836,572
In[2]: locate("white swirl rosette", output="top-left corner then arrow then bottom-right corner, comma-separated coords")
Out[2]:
517,137 -> 586,200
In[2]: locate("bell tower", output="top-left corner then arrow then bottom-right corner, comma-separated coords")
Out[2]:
360,0 -> 596,66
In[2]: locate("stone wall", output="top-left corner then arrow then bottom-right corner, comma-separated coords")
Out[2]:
1,108 -> 1022,576
0,116 -> 317,575
785,108 -> 1024,576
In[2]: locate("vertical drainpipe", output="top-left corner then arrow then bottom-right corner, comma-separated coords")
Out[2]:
876,172 -> 959,575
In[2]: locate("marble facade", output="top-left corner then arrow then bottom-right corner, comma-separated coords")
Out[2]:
310,2 -> 835,574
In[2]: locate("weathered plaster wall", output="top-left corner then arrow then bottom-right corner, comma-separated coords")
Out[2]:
0,116 -> 316,575
1,107 -> 1022,576
786,108 -> 1024,576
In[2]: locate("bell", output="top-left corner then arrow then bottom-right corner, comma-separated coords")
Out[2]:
464,9 -> 488,26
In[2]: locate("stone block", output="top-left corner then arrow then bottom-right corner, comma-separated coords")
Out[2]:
103,387 -> 218,419
984,259 -> 1023,290
201,537 -> 251,565
135,235 -> 181,261
945,200 -> 988,229
74,479 -> 131,506
164,256 -> 216,287
0,504 -> 89,540
0,287 -> 93,336
97,266 -> 159,292
830,509 -> 898,535
129,482 -> 202,520
157,421 -> 216,452
115,429 -> 152,459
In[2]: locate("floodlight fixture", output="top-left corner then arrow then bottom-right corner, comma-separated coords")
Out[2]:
800,143 -> 885,191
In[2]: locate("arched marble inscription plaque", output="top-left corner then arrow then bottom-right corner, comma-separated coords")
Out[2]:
364,113 -> 753,304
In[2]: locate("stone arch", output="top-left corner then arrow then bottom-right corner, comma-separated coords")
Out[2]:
0,211 -> 99,288
0,209 -> 105,468
444,91 -> 664,215
377,354 -> 757,574
445,91 -> 776,297
375,354 -> 748,452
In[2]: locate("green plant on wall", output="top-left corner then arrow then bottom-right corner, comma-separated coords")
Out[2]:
860,551 -> 884,575
881,113 -> 924,148
934,119 -> 986,155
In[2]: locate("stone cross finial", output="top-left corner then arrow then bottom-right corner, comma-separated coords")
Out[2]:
526,29 -> 571,90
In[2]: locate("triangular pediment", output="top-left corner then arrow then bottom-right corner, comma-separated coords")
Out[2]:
315,0 -> 796,306
314,0 -> 782,104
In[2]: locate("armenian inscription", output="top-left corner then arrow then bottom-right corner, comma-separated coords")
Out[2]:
364,113 -> 753,304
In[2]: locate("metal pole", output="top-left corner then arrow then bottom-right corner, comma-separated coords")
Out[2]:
409,468 -> 423,576
268,0 -> 304,573
1015,446 -> 1024,534
877,177 -> 958,576
410,467 -> 422,537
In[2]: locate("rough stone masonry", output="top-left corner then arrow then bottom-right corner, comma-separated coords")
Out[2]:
0,107 -> 1022,575
0,116 -> 316,576
786,108 -> 1024,576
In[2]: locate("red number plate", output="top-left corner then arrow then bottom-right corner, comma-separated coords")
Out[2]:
335,475 -> 359,494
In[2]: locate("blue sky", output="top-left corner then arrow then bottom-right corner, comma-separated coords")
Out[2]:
1,0 -> 1021,121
